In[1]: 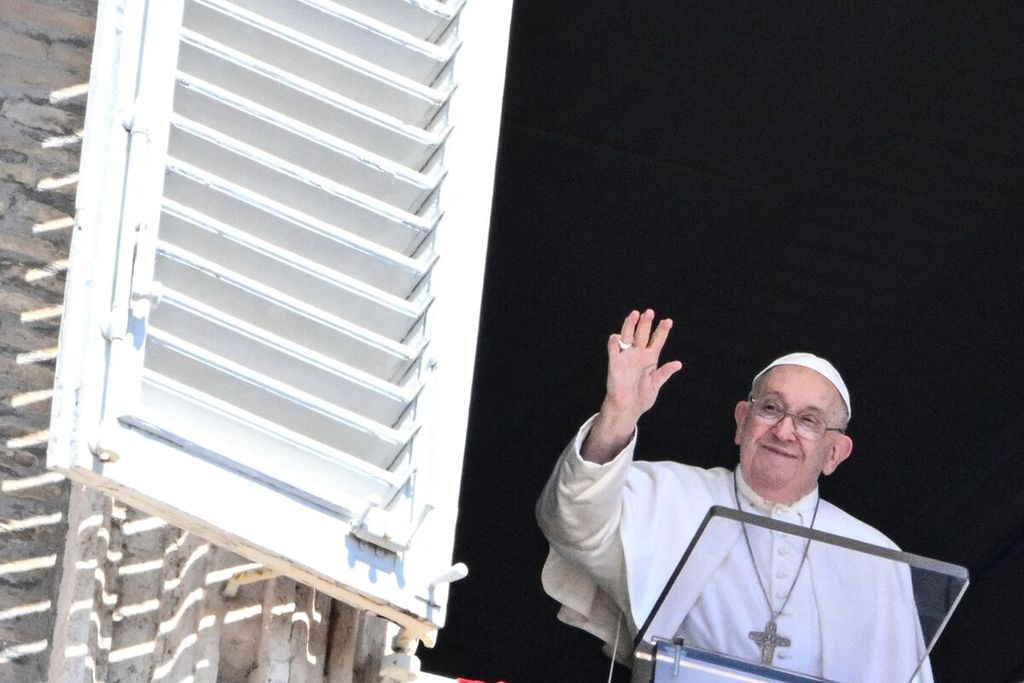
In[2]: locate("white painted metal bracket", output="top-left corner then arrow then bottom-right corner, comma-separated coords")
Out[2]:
353,501 -> 433,554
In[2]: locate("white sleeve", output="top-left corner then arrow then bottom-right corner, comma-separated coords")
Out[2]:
535,414 -> 637,623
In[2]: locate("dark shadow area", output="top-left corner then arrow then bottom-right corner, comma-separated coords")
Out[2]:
422,1 -> 1024,681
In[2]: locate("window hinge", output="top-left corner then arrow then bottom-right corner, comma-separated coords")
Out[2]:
121,100 -> 153,141
89,418 -> 122,463
130,280 -> 164,318
100,304 -> 130,342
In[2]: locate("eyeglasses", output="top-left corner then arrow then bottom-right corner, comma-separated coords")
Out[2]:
748,395 -> 846,441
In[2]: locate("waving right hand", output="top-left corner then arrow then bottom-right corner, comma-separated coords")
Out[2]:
582,309 -> 683,463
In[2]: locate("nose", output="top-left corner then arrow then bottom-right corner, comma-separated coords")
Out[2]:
771,413 -> 799,440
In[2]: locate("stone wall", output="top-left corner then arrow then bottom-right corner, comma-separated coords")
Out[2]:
1,3 -> 388,680
1,2 -> 95,678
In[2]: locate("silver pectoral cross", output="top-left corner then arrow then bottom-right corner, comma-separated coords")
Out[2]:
748,619 -> 791,665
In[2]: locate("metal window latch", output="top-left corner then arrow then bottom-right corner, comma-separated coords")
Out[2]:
429,562 -> 468,589
415,563 -> 469,610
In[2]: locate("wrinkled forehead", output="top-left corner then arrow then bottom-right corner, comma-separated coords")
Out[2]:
757,365 -> 845,413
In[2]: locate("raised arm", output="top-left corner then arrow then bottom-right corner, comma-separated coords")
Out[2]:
581,309 -> 683,464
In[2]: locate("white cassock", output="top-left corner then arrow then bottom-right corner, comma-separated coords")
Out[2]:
536,417 -> 932,682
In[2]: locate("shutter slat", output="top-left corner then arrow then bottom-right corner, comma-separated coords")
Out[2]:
335,0 -> 465,42
152,247 -> 424,382
163,166 -> 435,296
183,0 -> 451,126
168,120 -> 438,254
145,331 -> 414,468
151,293 -> 420,426
158,206 -> 429,340
177,34 -> 448,168
133,373 -> 411,510
173,78 -> 443,211
226,0 -> 457,83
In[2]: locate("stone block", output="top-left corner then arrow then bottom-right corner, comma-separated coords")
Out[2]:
2,97 -> 80,136
3,0 -> 96,43
0,55 -> 80,96
0,26 -> 49,63
48,41 -> 94,77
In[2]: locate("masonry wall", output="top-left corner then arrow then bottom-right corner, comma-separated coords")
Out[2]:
1,3 -> 387,681
1,1 -> 93,677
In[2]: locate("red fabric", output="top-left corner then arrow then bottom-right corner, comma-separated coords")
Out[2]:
457,679 -> 508,683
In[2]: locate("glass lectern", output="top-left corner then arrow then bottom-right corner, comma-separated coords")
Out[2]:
630,506 -> 968,683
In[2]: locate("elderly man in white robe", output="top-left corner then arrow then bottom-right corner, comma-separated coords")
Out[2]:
536,309 -> 931,681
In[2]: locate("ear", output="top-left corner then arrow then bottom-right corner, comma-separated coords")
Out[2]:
733,400 -> 749,446
822,434 -> 853,476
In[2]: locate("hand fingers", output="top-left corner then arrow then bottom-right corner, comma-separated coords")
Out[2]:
648,317 -> 674,351
653,360 -> 684,388
618,310 -> 640,345
615,309 -> 672,351
634,309 -> 655,348
607,334 -> 625,359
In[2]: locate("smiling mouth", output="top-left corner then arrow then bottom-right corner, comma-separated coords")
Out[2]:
762,445 -> 798,459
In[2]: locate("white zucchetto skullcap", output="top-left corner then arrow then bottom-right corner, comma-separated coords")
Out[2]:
752,352 -> 851,418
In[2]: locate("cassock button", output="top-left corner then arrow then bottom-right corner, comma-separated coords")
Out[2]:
778,546 -> 790,556
775,570 -> 788,579
776,590 -> 788,599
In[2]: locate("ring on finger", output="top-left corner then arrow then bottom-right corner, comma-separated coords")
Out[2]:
617,339 -> 633,351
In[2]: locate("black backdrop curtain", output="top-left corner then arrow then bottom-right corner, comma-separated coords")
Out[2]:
421,2 -> 1024,680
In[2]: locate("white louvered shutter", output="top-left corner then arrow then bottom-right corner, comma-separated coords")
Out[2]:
49,0 -> 511,643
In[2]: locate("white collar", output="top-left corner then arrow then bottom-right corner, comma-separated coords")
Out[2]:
734,466 -> 819,519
